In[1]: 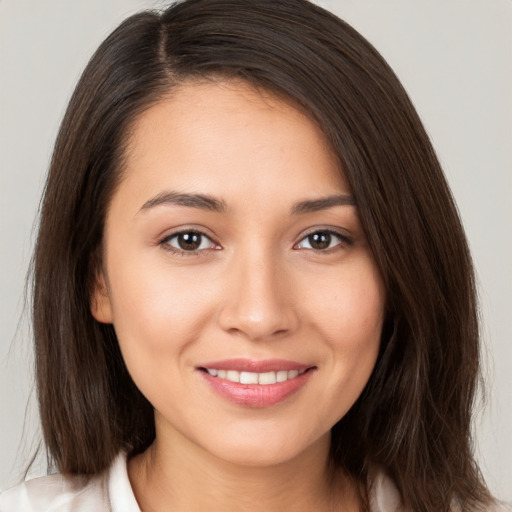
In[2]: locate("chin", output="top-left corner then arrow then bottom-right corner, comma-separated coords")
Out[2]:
201,427 -> 330,468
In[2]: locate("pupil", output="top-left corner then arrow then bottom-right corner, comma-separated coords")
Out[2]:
178,232 -> 201,250
309,232 -> 331,250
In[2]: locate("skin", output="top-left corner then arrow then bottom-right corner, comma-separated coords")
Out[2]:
92,80 -> 385,511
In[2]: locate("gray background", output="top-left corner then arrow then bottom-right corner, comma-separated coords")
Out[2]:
1,0 -> 511,501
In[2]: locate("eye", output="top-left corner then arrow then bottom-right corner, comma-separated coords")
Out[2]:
295,230 -> 350,251
161,230 -> 218,253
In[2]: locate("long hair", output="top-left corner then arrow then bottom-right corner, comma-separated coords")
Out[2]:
32,0 -> 491,510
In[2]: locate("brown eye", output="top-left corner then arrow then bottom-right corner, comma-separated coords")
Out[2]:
177,232 -> 202,250
163,231 -> 217,252
307,232 -> 332,250
296,230 -> 350,251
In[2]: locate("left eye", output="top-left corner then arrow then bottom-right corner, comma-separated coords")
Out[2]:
296,231 -> 347,251
163,231 -> 217,252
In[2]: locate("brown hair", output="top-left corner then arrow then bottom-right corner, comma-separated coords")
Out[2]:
32,0 -> 491,510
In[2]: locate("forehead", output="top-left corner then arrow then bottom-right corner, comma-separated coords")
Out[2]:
118,79 -> 347,207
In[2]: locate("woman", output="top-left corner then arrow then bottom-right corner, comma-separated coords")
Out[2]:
0,0 -> 508,510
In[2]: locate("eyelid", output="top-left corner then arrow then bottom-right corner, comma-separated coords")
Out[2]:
294,227 -> 353,251
158,227 -> 221,255
156,225 -> 352,256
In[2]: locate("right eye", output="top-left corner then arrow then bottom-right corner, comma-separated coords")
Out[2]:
161,230 -> 218,254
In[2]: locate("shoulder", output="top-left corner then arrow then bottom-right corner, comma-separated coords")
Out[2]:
0,452 -> 139,512
369,470 -> 403,512
0,472 -> 108,512
369,470 -> 512,512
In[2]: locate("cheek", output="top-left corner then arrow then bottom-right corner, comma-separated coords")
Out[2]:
306,257 -> 385,346
333,268 -> 384,370
303,259 -> 384,412
104,249 -> 220,368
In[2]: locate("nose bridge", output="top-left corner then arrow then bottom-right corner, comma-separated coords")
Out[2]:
218,241 -> 297,340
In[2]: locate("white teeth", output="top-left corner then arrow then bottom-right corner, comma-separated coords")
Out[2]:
240,371 -> 259,384
205,368 -> 308,384
258,371 -> 276,385
276,370 -> 288,382
258,372 -> 277,384
226,370 -> 240,382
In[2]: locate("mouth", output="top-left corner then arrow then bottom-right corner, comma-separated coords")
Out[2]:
199,367 -> 309,385
196,359 -> 316,407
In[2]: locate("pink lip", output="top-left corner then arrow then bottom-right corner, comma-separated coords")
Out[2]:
196,359 -> 316,408
198,358 -> 311,373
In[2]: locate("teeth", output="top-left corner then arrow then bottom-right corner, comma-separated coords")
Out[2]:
226,370 -> 240,382
240,371 -> 258,384
258,371 -> 276,385
276,370 -> 288,382
205,368 -> 307,384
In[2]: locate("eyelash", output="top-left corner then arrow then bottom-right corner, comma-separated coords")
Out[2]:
158,228 -> 352,256
159,229 -> 220,256
294,229 -> 353,252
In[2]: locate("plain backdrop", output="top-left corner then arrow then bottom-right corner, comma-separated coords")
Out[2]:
1,0 -> 511,501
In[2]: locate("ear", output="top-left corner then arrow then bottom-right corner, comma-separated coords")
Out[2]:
90,269 -> 114,324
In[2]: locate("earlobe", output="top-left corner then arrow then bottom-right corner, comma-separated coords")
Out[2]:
90,270 -> 114,324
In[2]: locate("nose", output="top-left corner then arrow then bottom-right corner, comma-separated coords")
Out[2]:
217,249 -> 299,341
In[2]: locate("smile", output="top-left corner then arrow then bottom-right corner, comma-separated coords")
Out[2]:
197,359 -> 316,407
203,368 -> 307,384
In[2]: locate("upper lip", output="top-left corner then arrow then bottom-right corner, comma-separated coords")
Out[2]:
197,358 -> 314,373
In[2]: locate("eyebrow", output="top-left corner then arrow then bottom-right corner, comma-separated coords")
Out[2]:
138,191 -> 355,215
139,191 -> 228,214
290,194 -> 356,215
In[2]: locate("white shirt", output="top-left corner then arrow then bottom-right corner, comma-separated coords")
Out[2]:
1,452 -> 510,511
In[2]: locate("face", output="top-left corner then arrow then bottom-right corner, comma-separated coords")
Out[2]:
92,81 -> 385,467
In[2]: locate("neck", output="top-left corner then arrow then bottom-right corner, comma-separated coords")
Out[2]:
128,426 -> 361,512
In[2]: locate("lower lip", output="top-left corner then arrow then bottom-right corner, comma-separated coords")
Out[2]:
199,369 -> 314,408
